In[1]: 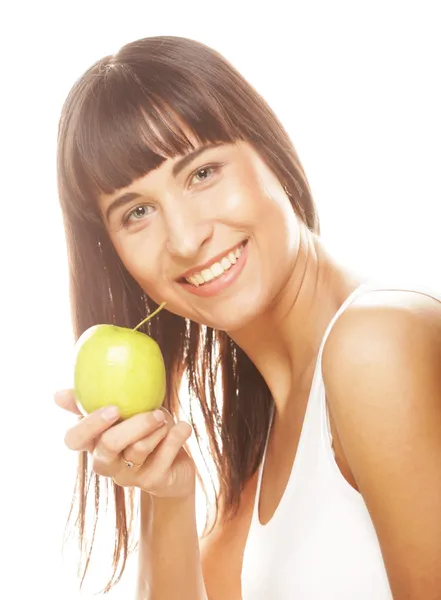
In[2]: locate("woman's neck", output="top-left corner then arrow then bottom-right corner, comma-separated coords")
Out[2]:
228,228 -> 365,417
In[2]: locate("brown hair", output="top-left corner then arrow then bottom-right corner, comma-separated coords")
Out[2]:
57,35 -> 319,593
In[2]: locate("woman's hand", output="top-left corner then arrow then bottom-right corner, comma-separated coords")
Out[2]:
55,390 -> 196,499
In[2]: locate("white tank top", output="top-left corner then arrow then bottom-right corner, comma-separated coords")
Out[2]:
241,280 -> 441,600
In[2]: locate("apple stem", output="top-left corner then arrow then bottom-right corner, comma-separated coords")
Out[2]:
133,301 -> 167,332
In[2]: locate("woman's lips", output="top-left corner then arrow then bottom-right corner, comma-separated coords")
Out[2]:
177,240 -> 245,282
177,240 -> 249,298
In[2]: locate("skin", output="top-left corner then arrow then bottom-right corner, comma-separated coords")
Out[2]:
99,140 -> 364,418
59,138 -> 441,598
322,296 -> 441,597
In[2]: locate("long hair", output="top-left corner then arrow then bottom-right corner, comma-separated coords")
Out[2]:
57,35 -> 319,593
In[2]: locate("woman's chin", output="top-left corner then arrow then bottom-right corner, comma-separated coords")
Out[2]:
199,304 -> 261,333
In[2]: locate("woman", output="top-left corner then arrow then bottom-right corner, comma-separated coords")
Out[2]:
55,36 -> 441,599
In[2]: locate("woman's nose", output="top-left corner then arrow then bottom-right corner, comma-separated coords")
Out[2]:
164,208 -> 214,259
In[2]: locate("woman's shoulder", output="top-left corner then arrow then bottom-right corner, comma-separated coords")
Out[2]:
350,279 -> 441,312
320,280 -> 441,598
327,280 -> 441,359
321,279 -> 441,419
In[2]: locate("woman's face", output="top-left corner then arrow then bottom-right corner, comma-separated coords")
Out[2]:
98,140 -> 301,332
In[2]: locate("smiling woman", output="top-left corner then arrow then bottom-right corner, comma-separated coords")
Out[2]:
57,36 -> 317,597
96,134 -> 303,329
56,35 -> 441,600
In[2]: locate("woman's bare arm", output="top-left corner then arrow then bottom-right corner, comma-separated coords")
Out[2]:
137,490 -> 208,600
323,296 -> 441,599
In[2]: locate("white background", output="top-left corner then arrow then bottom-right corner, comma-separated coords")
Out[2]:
2,1 -> 440,598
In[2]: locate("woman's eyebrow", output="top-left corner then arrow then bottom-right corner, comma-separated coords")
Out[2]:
171,142 -> 224,178
105,143 -> 225,223
105,192 -> 142,224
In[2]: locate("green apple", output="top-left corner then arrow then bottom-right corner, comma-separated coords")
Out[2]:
74,303 -> 167,420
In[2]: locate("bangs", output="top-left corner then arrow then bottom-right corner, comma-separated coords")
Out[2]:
61,62 -> 242,225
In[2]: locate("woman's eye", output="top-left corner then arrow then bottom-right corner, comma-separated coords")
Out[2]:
190,165 -> 217,186
124,204 -> 153,225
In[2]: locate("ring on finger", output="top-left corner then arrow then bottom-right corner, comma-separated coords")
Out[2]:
121,451 -> 143,469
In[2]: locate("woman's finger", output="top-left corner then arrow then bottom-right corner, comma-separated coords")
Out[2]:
122,423 -> 170,465
64,405 -> 120,451
137,421 -> 192,488
92,410 -> 167,473
54,389 -> 83,416
110,424 -> 171,483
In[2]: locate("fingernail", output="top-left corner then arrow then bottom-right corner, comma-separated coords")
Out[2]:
153,409 -> 165,422
102,406 -> 120,421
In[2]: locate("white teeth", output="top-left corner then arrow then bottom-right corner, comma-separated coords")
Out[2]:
201,269 -> 215,283
185,243 -> 245,286
188,276 -> 200,287
211,262 -> 224,277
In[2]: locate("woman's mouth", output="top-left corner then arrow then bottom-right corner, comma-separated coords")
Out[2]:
177,240 -> 249,298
